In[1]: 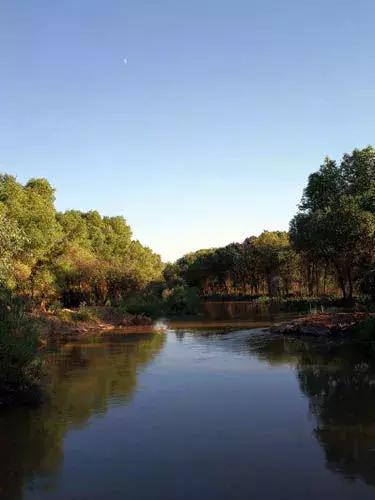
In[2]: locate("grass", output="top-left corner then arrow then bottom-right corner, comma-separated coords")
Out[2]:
54,304 -> 100,323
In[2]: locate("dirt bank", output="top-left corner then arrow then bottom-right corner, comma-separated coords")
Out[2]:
35,306 -> 157,341
270,312 -> 374,336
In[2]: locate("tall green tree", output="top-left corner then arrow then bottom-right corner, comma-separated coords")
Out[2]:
0,175 -> 164,308
0,212 -> 27,284
290,147 -> 375,299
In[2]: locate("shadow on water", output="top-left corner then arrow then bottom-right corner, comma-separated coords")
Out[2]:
168,301 -> 300,331
247,333 -> 375,488
202,300 -> 298,322
0,333 -> 166,500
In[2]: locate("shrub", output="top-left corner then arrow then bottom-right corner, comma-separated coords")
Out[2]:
0,290 -> 43,405
47,301 -> 63,314
122,285 -> 201,318
55,308 -> 74,322
122,293 -> 164,318
72,305 -> 99,323
163,286 -> 201,316
54,305 -> 99,323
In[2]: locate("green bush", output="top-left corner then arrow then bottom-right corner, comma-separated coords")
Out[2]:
122,293 -> 164,318
55,308 -> 74,322
47,301 -> 63,314
0,290 -> 43,405
54,305 -> 99,323
163,285 -> 201,316
122,285 -> 201,318
72,305 -> 99,323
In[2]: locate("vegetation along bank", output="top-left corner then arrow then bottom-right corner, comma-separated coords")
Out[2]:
2,146 -> 375,404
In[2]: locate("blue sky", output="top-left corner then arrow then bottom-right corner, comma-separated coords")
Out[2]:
1,0 -> 375,261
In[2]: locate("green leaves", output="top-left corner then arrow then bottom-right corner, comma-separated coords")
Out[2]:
290,146 -> 375,299
0,212 -> 28,283
171,231 -> 298,297
0,175 -> 163,307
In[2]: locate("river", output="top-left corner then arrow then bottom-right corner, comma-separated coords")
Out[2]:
1,304 -> 375,499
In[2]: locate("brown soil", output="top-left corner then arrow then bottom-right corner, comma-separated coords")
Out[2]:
35,307 -> 157,341
270,312 -> 374,336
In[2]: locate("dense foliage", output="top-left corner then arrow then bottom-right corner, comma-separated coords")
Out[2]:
0,290 -> 43,404
0,175 -> 164,309
124,284 -> 201,318
1,146 -> 375,310
290,146 -> 375,300
166,230 -> 332,298
165,232 -> 300,297
168,147 -> 375,301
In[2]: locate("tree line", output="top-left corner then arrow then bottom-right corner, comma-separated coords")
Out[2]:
1,145 -> 375,309
0,175 -> 163,309
164,146 -> 375,301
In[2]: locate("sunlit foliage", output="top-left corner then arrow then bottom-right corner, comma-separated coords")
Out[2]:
0,176 -> 163,308
290,146 -> 375,299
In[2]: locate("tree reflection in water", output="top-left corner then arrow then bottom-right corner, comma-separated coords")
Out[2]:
3,329 -> 375,499
249,334 -> 375,487
0,333 -> 166,500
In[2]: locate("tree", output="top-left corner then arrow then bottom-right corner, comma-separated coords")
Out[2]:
252,231 -> 291,296
0,212 -> 27,284
0,175 -> 61,301
0,174 -> 165,308
290,147 -> 375,300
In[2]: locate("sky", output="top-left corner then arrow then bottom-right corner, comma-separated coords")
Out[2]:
1,0 -> 375,261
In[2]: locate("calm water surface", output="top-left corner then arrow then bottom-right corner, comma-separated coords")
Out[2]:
1,306 -> 375,499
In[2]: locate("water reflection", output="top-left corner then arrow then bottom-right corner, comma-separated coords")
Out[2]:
0,333 -> 165,500
203,300 -> 293,321
248,335 -> 375,487
2,324 -> 375,499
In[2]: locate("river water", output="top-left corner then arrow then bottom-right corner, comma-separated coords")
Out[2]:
1,305 -> 375,499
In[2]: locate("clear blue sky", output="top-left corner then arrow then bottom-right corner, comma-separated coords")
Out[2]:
1,0 -> 375,261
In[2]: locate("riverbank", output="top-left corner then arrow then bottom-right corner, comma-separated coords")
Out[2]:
37,308 -> 375,340
36,306 -> 156,341
270,312 -> 375,337
202,294 -> 347,307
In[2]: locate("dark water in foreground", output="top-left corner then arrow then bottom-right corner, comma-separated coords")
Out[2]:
2,309 -> 375,499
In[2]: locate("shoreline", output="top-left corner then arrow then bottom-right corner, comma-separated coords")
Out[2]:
35,308 -> 159,341
34,309 -> 375,341
270,312 -> 374,337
